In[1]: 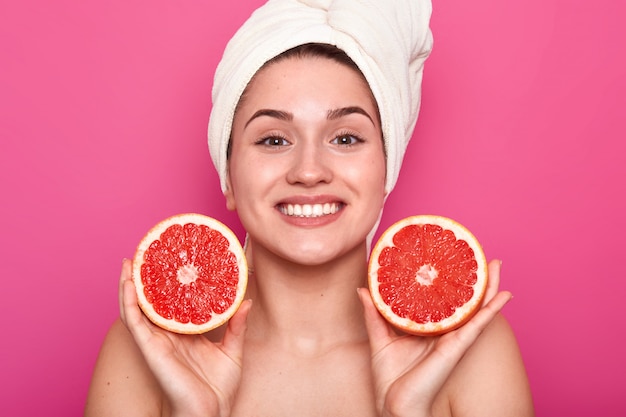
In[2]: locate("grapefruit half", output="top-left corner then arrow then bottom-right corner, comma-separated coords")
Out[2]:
132,213 -> 247,334
368,215 -> 488,336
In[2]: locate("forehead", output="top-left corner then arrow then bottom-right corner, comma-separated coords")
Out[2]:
236,55 -> 379,114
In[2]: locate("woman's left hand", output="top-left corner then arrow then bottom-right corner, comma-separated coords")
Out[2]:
358,259 -> 512,417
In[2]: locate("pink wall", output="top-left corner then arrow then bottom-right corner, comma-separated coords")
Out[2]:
1,0 -> 624,415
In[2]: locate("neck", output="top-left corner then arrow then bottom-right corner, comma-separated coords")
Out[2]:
244,240 -> 370,352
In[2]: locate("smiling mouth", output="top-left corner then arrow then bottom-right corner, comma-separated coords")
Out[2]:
277,203 -> 343,218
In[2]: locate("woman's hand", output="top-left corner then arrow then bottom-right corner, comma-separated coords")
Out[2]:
358,259 -> 512,417
119,259 -> 251,417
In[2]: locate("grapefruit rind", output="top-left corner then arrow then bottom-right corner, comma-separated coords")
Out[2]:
132,213 -> 248,334
368,215 -> 488,336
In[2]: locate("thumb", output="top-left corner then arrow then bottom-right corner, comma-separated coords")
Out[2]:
357,288 -> 397,352
221,299 -> 252,363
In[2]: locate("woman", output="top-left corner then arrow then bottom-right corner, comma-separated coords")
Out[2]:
86,1 -> 534,416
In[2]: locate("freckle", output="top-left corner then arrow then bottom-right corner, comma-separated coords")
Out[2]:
106,382 -> 110,386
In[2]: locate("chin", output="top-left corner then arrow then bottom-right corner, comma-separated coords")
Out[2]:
285,242 -> 367,266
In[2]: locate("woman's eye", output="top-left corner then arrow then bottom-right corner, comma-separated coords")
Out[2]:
332,134 -> 362,146
259,136 -> 289,146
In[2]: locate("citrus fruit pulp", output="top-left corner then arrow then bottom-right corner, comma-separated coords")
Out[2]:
368,215 -> 488,336
132,213 -> 247,334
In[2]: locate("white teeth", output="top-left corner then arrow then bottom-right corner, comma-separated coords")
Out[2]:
280,203 -> 341,217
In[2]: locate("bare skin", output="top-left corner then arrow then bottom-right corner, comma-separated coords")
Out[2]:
85,56 -> 534,417
85,260 -> 532,417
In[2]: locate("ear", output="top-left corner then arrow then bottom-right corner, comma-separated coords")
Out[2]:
224,173 -> 236,211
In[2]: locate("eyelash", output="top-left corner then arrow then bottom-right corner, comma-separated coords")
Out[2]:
255,133 -> 290,147
254,130 -> 365,148
332,130 -> 365,147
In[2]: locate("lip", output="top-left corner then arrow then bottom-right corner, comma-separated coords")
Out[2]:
277,194 -> 344,205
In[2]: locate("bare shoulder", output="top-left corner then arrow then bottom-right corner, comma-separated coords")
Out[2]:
85,318 -> 163,416
443,313 -> 535,417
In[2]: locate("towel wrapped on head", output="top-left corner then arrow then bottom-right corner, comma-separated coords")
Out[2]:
208,0 -> 433,196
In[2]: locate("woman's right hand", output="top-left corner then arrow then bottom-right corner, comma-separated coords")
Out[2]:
119,258 -> 251,417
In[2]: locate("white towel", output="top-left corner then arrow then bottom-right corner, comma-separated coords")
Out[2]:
208,0 -> 433,196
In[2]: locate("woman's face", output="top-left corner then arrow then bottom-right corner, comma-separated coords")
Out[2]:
226,55 -> 386,265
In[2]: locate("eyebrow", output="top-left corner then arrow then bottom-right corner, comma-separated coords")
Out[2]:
327,106 -> 375,125
244,106 -> 375,128
245,109 -> 293,128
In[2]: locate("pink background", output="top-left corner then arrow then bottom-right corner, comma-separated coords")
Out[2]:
1,0 -> 624,415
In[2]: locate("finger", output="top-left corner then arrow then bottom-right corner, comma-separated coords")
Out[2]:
482,259 -> 502,306
223,299 -> 252,342
120,266 -> 157,347
121,275 -> 139,328
118,258 -> 132,323
397,291 -> 512,397
357,288 -> 397,352
221,299 -> 253,363
434,290 -> 513,369
439,290 -> 512,360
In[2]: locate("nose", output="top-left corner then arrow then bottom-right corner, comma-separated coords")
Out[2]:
286,141 -> 333,186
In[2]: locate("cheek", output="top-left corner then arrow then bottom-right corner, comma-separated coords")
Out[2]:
363,152 -> 387,188
226,155 -> 280,208
344,153 -> 386,204
369,154 -> 388,207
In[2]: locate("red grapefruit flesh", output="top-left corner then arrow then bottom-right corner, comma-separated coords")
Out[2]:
368,215 -> 488,336
132,213 -> 247,334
